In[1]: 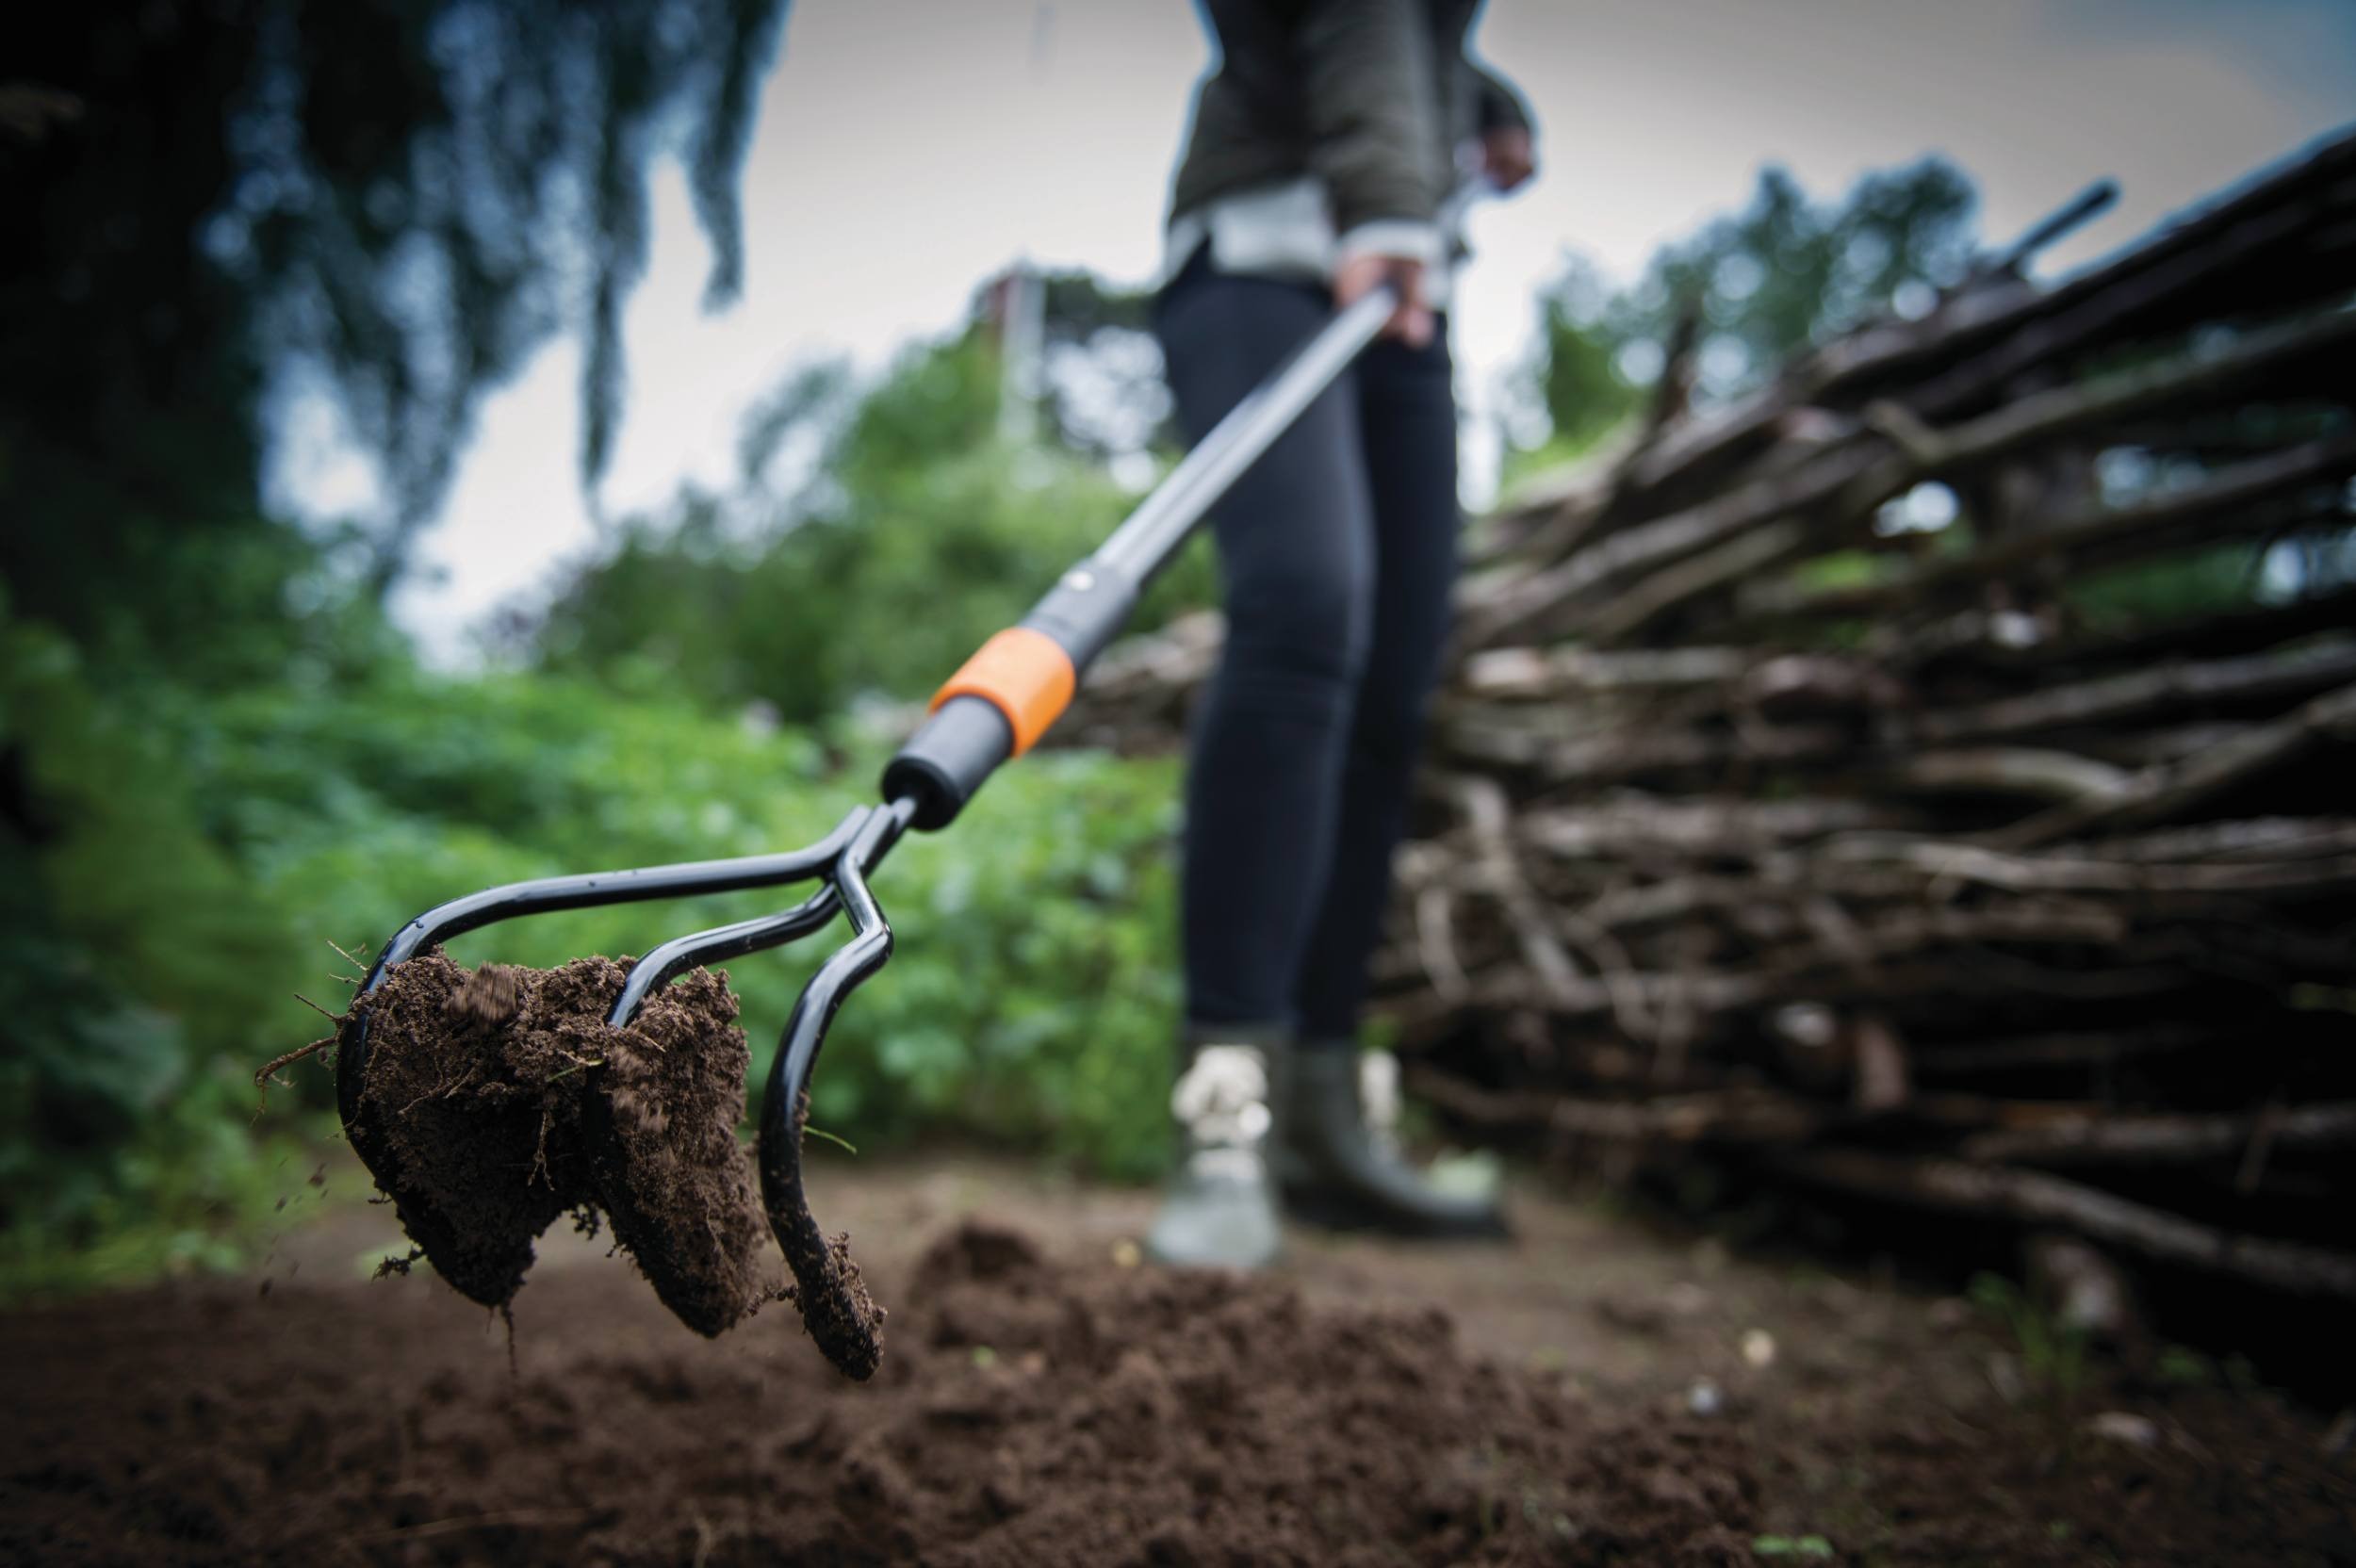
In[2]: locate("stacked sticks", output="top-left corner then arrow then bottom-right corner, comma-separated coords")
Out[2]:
1061,129 -> 2356,1298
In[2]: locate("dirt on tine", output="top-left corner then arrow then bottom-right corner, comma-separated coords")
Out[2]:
348,952 -> 782,1337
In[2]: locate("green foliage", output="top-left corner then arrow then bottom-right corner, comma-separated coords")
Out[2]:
816,753 -> 1182,1179
5,625 -> 1187,1297
6,8 -> 804,1296
1787,547 -> 1885,594
0,615 -> 314,1295
1516,157 -> 1978,450
1523,258 -> 1644,462
1643,159 -> 1975,392
2065,540 -> 2265,629
1030,268 -> 1170,460
1752,1535 -> 1835,1559
537,329 -> 1215,723
1969,1271 -> 2089,1407
199,657 -> 1186,1177
2155,1344 -> 2217,1386
8,15 -> 1210,1299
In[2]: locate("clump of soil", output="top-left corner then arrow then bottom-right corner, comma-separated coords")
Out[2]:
344,952 -> 781,1337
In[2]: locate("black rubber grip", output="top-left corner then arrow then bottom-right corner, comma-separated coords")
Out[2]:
886,564 -> 1138,831
1020,566 -> 1137,672
882,695 -> 1015,831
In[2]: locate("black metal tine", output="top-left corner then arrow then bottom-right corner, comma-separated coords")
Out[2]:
606,883 -> 843,1027
339,806 -> 873,1135
770,796 -> 914,1110
354,806 -> 875,998
757,794 -> 919,1380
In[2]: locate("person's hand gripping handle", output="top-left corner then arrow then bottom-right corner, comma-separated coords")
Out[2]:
1333,252 -> 1432,349
1333,145 -> 1530,350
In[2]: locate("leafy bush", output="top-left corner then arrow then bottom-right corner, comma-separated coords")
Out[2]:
535,331 -> 1214,725
3,306 -> 1218,1296
202,662 -> 1186,1178
1513,157 -> 1978,456
3,607 -> 1188,1297
0,617 -> 313,1295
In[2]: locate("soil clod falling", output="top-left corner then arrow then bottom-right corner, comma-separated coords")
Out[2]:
342,952 -> 821,1345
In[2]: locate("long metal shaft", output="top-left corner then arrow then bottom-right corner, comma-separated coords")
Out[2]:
1090,178 -> 1481,585
1089,285 -> 1396,584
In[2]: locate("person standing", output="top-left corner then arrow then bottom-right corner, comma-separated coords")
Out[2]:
1146,0 -> 1536,1267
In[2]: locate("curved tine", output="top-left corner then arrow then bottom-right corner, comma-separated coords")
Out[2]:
759,795 -> 918,1380
605,883 -> 843,1027
338,807 -> 873,1138
355,807 -> 873,997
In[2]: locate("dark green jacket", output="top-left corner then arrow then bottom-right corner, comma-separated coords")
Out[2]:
1169,0 -> 1531,242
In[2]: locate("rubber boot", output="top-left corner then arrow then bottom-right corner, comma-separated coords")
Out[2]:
1143,1034 -> 1284,1269
1276,1045 -> 1510,1238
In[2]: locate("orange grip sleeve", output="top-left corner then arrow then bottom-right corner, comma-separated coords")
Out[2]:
929,628 -> 1075,757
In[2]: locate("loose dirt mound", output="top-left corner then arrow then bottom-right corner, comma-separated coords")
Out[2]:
346,953 -> 781,1336
2,1220 -> 1761,1565
877,1223 -> 1760,1564
6,1190 -> 2351,1566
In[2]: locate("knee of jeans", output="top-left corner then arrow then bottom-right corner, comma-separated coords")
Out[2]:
1224,568 -> 1369,687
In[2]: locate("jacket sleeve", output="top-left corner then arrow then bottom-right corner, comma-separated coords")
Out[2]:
1298,0 -> 1446,262
1471,60 -> 1534,138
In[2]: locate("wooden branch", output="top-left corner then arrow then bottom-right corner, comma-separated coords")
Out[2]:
1738,433 -> 2356,627
1814,833 -> 2356,897
1998,679 -> 2356,845
1471,129 -> 2355,575
1914,639 -> 2356,744
1885,747 -> 2135,804
1906,1025 -> 2213,1075
2101,815 -> 2356,861
1405,1069 -> 1824,1146
1582,519 -> 1809,646
1808,130 -> 2355,423
1464,452 -> 1619,569
1775,1149 -> 2356,1299
1905,201 -> 2348,422
1456,645 -> 1749,699
1986,179 -> 2119,276
1959,1102 -> 2356,1167
2024,582 -> 2356,673
1490,311 -> 2356,647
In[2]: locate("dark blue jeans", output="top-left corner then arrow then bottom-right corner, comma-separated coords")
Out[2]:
1155,257 -> 1460,1047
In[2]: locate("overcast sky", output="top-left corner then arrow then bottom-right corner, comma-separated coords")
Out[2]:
268,0 -> 2356,661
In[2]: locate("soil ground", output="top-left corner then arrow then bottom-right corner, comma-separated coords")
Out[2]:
4,1151 -> 2349,1566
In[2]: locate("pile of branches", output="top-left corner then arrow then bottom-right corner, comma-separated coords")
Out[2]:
1064,130 -> 2356,1299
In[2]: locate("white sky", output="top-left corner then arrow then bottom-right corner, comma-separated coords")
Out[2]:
266,0 -> 2356,662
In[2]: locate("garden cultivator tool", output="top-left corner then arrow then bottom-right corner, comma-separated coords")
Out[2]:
337,284 -> 1402,1379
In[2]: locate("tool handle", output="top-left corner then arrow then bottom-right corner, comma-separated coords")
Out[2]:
885,283 -> 1397,829
1090,282 -> 1397,583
